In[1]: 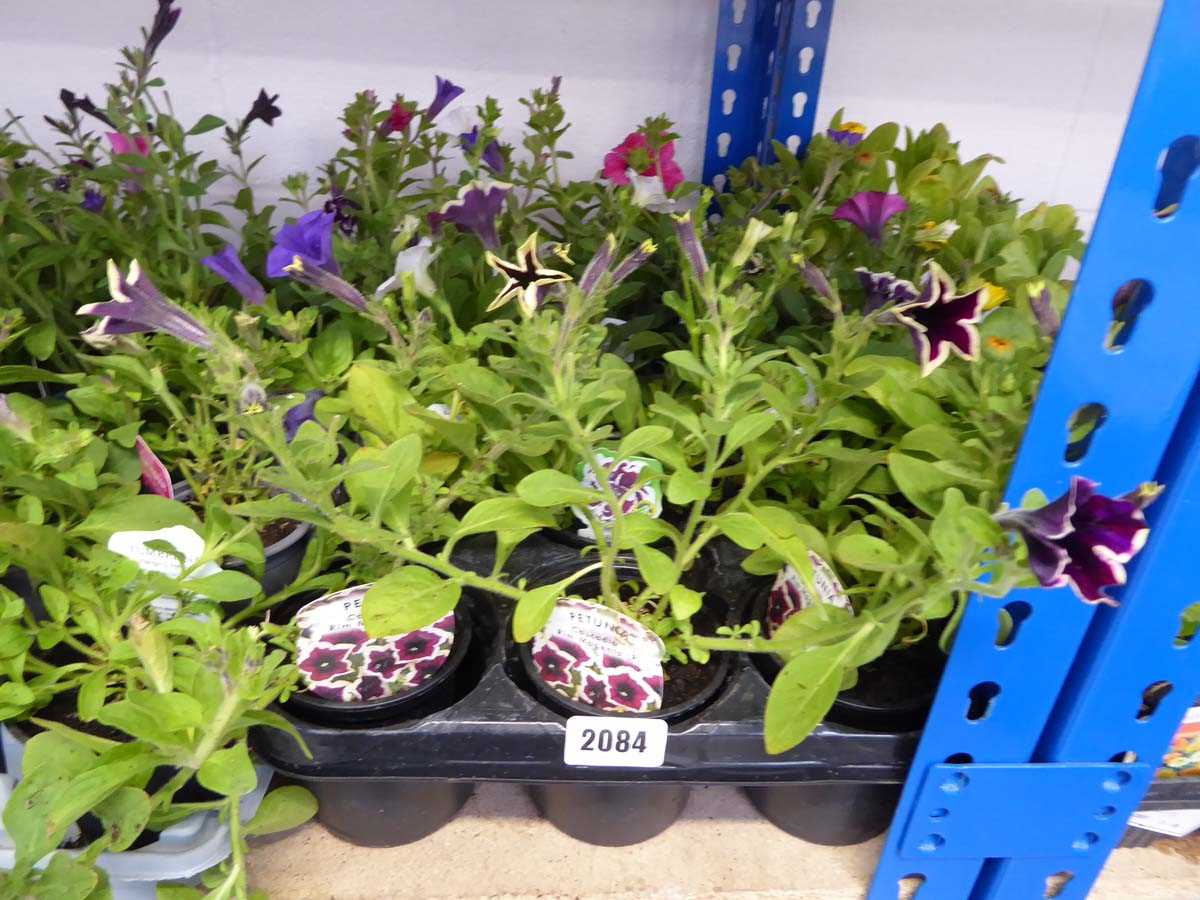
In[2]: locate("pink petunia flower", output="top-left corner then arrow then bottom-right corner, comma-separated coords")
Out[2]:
603,132 -> 684,194
105,133 -> 151,157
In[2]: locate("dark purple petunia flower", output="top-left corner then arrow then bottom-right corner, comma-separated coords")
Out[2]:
581,675 -> 608,709
606,672 -> 649,711
145,0 -> 181,60
59,89 -> 114,128
298,644 -> 352,682
459,126 -> 505,173
51,175 -> 70,192
393,630 -> 440,662
323,187 -> 361,238
366,647 -> 402,681
532,644 -> 574,687
890,262 -> 984,376
995,477 -> 1153,605
202,245 -> 266,306
282,256 -> 367,312
672,213 -> 708,278
322,627 -> 368,646
427,181 -> 510,251
266,209 -> 339,277
78,260 -> 213,349
412,655 -> 448,684
356,675 -> 388,701
425,76 -> 464,122
832,191 -> 908,244
81,189 -> 106,213
766,576 -> 804,634
283,389 -> 325,441
243,89 -> 281,130
855,267 -> 917,313
827,122 -> 867,146
549,636 -> 590,665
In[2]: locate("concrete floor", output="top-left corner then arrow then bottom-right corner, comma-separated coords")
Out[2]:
247,784 -> 1200,899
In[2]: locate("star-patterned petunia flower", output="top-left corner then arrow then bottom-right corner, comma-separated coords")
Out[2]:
890,262 -> 985,376
485,231 -> 572,317
855,267 -> 917,313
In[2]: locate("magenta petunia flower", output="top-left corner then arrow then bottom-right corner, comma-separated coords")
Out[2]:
890,262 -> 984,376
605,672 -> 649,711
283,390 -> 324,442
202,245 -> 266,306
601,654 -> 632,670
393,630 -> 441,662
996,478 -> 1153,606
266,209 -> 339,277
831,191 -> 908,244
135,436 -> 173,499
580,675 -> 608,709
427,181 -> 510,251
549,636 -> 590,665
425,76 -> 464,122
532,644 -> 574,687
105,132 -> 150,157
603,131 -> 684,194
366,646 -> 403,681
78,260 -> 213,349
855,267 -> 917,313
298,644 -> 352,682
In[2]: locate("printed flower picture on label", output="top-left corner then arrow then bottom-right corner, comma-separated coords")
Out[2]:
765,553 -> 852,636
572,451 -> 663,535
294,585 -> 456,704
531,598 -> 665,713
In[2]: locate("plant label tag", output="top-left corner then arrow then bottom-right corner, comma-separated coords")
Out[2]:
765,553 -> 850,636
532,598 -> 665,712
107,525 -> 221,621
563,715 -> 668,768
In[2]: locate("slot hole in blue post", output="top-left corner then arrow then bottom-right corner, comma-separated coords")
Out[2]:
897,874 -> 925,899
1136,680 -> 1173,721
1105,279 -> 1153,352
1174,602 -> 1200,648
1043,871 -> 1074,898
1153,136 -> 1200,220
1064,403 -> 1107,464
995,601 -> 1032,648
966,682 -> 1001,721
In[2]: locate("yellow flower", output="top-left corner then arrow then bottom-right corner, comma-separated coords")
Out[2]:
914,219 -> 959,251
981,282 -> 1009,310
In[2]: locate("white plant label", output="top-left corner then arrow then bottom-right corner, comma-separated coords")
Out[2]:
563,715 -> 668,768
107,525 -> 220,621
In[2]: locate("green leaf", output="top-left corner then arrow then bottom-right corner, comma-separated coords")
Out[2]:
668,585 -> 703,621
512,582 -> 566,643
74,496 -> 197,540
453,497 -> 555,540
887,450 -> 961,516
187,114 -> 226,135
834,534 -> 901,571
443,361 -> 509,403
930,488 -> 968,568
344,436 -> 422,528
77,669 -> 108,721
30,852 -> 99,900
633,544 -> 677,594
184,570 -> 262,602
714,511 -> 770,550
516,469 -> 598,507
243,785 -> 318,837
616,426 -> 673,459
198,742 -> 257,797
346,363 -> 419,441
362,567 -> 461,635
666,467 -> 709,505
0,366 -> 82,386
763,644 -> 845,754
94,786 -> 151,852
40,586 -> 68,623
309,321 -> 353,379
723,412 -> 776,456
663,350 -> 708,381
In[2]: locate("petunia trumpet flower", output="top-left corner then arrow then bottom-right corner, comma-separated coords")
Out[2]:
427,181 -> 511,251
375,238 -> 438,299
485,231 -> 572,317
831,190 -> 908,244
135,436 -> 174,499
202,245 -> 266,306
78,260 -> 213,349
284,390 -> 325,441
996,477 -> 1156,605
890,262 -> 984,376
266,209 -> 339,278
282,256 -> 368,312
425,76 -> 464,122
603,131 -> 684,196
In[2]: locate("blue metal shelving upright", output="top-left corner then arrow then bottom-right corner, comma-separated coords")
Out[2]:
703,1 -> 1200,897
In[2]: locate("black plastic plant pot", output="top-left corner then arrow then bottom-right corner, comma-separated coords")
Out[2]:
304,778 -> 475,847
744,780 -> 901,845
173,480 -> 312,597
282,590 -> 476,728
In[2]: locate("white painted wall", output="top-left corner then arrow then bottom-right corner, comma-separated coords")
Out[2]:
0,1 -> 1160,231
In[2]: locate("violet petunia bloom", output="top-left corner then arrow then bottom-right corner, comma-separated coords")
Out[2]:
672,213 -> 708,278
78,260 -> 214,349
282,256 -> 367,312
579,234 -> 617,296
832,190 -> 908,244
145,0 -> 182,60
283,390 -> 324,441
995,477 -> 1154,605
800,261 -> 832,301
425,76 -> 464,122
827,121 -> 867,146
1030,282 -> 1061,338
608,239 -> 658,288
890,262 -> 984,376
81,189 -> 105,213
427,181 -> 510,251
459,126 -> 504,173
855,267 -> 917,313
135,436 -> 173,499
266,209 -> 339,278
202,245 -> 266,306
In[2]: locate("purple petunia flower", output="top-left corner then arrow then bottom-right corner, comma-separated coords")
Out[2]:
855,267 -> 917,313
356,675 -> 388,701
532,644 -> 574,687
800,261 -> 832,301
297,644 -> 353,682
202,245 -> 266,306
323,188 -> 361,238
608,240 -> 657,288
281,256 -> 368,312
135,436 -> 173,499
1030,282 -> 1061,338
672,213 -> 708,279
393,630 -> 441,662
427,181 -> 510,251
145,0 -> 182,60
832,190 -> 908,244
549,636 -> 590,665
81,189 -> 105,213
425,76 -> 464,122
283,389 -> 324,441
996,477 -> 1154,605
827,121 -> 867,146
266,209 -> 339,278
579,235 -> 617,297
601,654 -> 632,670
459,126 -> 504,173
606,672 -> 649,712
890,262 -> 985,376
77,260 -> 214,349
581,675 -> 608,709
